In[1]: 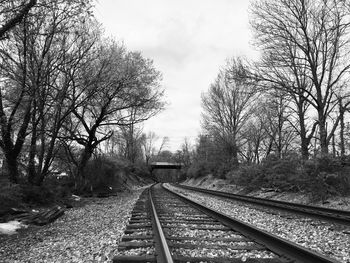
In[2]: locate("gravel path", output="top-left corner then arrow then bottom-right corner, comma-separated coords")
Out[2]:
166,184 -> 350,263
0,188 -> 144,263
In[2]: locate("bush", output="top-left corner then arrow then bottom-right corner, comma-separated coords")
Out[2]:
81,156 -> 155,194
306,174 -> 329,202
216,162 -> 237,179
187,162 -> 209,179
0,179 -> 24,216
84,156 -> 117,193
0,177 -> 75,214
228,164 -> 265,188
302,155 -> 350,200
20,184 -> 56,205
128,162 -> 152,179
330,171 -> 350,195
304,155 -> 342,176
228,156 -> 302,191
264,158 -> 302,191
227,154 -> 350,198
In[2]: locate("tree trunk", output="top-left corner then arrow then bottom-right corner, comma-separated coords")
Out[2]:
28,103 -> 37,184
230,142 -> 239,166
318,113 -> 329,155
5,154 -> 19,184
76,146 -> 94,191
35,120 -> 62,186
254,145 -> 260,164
339,101 -> 345,158
298,102 -> 310,160
313,129 -> 318,157
300,138 -> 309,160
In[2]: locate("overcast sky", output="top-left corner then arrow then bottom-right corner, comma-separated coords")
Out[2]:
94,0 -> 257,152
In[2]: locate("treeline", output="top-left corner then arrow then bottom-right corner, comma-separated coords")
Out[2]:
0,0 -> 164,191
187,0 -> 350,197
102,131 -> 192,168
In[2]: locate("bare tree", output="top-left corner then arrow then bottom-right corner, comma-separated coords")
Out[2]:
25,8 -> 96,185
119,115 -> 144,163
201,57 -> 258,165
240,117 -> 266,164
0,0 -> 36,39
259,92 -> 297,159
64,41 -> 164,190
179,137 -> 193,167
251,0 -> 350,155
0,48 -> 31,182
0,0 -> 94,184
157,136 -> 169,157
0,0 -> 41,182
251,39 -> 318,159
141,131 -> 158,165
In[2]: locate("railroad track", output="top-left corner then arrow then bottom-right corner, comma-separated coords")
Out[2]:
113,183 -> 339,263
174,184 -> 350,226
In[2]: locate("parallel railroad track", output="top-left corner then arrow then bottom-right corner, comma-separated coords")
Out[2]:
174,184 -> 350,226
113,183 -> 339,263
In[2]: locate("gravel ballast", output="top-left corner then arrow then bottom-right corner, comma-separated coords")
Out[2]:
166,184 -> 350,263
0,188 -> 144,263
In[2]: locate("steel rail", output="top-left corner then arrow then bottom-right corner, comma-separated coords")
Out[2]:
163,184 -> 340,263
149,185 -> 174,263
175,184 -> 350,226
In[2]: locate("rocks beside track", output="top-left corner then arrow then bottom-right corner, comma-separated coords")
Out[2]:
0,188 -> 144,263
167,184 -> 350,263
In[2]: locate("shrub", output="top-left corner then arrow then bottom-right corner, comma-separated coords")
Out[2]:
20,184 -> 56,205
216,162 -> 237,179
302,155 -> 350,198
229,156 -> 302,190
306,174 -> 329,202
228,163 -> 265,188
316,155 -> 342,173
0,179 -> 24,216
129,162 -> 152,178
264,158 -> 302,190
0,177 -> 73,212
304,155 -> 342,176
84,156 -> 117,193
332,171 -> 350,195
231,154 -> 350,198
187,162 -> 209,179
81,156 -> 155,194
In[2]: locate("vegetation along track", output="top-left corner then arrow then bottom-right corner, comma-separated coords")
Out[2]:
113,183 -> 339,263
174,184 -> 350,226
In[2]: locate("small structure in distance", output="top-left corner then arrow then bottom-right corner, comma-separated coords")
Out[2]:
149,162 -> 182,171
149,162 -> 183,182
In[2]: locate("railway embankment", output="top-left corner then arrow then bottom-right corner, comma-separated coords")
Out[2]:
182,174 -> 350,211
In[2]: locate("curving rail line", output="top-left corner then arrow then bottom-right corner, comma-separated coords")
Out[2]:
174,184 -> 350,226
113,183 -> 340,263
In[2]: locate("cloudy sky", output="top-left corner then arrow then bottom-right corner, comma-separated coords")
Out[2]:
94,0 -> 257,151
